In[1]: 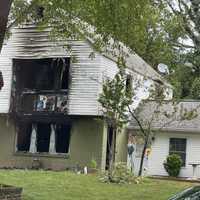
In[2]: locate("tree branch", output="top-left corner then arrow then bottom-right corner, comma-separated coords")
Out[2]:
128,105 -> 146,137
0,0 -> 13,52
173,41 -> 195,49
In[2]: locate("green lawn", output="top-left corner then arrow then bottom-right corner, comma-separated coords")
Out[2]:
0,170 -> 197,200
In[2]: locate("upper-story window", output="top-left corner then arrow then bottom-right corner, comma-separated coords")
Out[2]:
0,71 -> 3,90
13,58 -> 70,114
14,58 -> 70,91
126,74 -> 132,93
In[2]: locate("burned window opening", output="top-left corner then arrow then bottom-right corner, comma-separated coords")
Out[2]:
36,6 -> 44,19
0,71 -> 4,90
17,122 -> 32,152
13,58 -> 70,91
61,59 -> 70,90
56,124 -> 71,153
126,74 -> 133,93
16,122 -> 71,154
37,123 -> 51,153
12,58 -> 70,114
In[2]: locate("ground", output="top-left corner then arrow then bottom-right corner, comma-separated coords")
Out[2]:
0,170 -> 196,200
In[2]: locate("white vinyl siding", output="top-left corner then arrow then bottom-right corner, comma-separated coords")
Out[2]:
0,24 -> 162,116
148,132 -> 200,178
0,25 -> 103,115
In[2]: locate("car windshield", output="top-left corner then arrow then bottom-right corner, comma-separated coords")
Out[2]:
169,186 -> 200,200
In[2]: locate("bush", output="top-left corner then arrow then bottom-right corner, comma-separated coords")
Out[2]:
99,162 -> 136,184
163,154 -> 182,177
89,159 -> 97,169
191,77 -> 200,99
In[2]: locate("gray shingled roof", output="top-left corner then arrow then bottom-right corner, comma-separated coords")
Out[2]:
128,100 -> 200,133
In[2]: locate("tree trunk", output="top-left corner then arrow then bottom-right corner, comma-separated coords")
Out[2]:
108,127 -> 117,180
138,131 -> 151,177
138,139 -> 148,176
0,0 -> 12,52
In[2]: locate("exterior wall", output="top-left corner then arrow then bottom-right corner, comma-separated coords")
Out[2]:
69,117 -> 107,169
115,129 -> 128,163
68,41 -> 103,116
0,44 -> 12,113
0,116 -> 107,170
149,131 -> 200,178
0,25 -> 104,116
0,25 -> 165,116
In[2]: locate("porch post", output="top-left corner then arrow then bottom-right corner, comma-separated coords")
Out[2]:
49,124 -> 56,154
29,123 -> 37,153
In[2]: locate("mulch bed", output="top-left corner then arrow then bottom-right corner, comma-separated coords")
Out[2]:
150,175 -> 200,183
0,184 -> 22,200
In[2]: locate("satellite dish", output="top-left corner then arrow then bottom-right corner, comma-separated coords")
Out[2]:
157,63 -> 169,75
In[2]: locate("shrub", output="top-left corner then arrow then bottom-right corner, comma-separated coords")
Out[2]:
99,162 -> 136,184
191,77 -> 200,99
89,159 -> 97,169
163,154 -> 182,177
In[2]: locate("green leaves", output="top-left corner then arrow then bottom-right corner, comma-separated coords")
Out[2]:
10,0 -> 178,69
98,69 -> 133,130
164,154 -> 182,177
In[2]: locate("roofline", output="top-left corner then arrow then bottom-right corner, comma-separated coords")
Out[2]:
127,126 -> 200,134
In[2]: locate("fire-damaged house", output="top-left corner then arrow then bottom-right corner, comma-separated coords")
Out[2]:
0,24 -> 171,170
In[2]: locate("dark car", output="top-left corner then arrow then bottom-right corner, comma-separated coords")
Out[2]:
168,186 -> 200,200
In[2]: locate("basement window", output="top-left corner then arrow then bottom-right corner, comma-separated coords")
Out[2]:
16,122 -> 71,155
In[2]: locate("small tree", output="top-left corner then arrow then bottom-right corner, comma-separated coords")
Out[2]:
128,85 -> 168,176
98,62 -> 133,178
99,69 -> 172,177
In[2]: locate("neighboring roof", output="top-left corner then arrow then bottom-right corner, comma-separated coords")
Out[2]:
128,100 -> 200,133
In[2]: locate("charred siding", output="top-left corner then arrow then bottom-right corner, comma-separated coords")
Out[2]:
0,25 -> 105,116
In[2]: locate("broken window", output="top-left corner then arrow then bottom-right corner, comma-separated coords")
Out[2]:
0,71 -> 4,90
16,122 -> 71,154
126,74 -> 132,93
14,58 -> 70,91
17,122 -> 32,152
37,123 -> 51,153
61,59 -> 70,90
13,58 -> 70,113
56,124 -> 71,153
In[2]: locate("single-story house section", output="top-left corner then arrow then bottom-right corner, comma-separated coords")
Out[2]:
129,100 -> 200,178
0,23 -> 171,171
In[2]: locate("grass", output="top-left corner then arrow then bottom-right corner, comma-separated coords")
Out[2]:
0,170 -> 197,200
